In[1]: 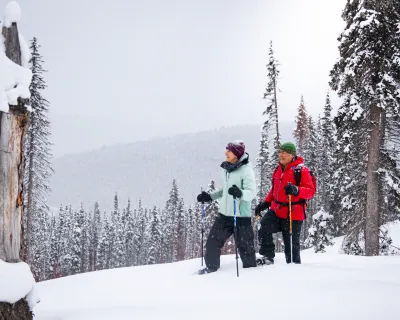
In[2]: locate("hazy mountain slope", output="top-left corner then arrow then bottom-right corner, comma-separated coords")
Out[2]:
49,123 -> 294,210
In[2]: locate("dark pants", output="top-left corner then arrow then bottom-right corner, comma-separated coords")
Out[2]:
205,213 -> 257,270
258,210 -> 303,263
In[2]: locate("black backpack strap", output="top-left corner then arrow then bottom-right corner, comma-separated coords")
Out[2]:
294,164 -> 303,186
271,165 -> 280,195
293,164 -> 307,219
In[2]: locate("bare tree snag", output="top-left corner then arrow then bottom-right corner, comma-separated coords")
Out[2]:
0,16 -> 33,320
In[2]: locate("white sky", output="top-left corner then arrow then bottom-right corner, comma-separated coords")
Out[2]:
3,0 -> 347,156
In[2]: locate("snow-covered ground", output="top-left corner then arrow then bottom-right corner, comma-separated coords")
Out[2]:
33,222 -> 400,320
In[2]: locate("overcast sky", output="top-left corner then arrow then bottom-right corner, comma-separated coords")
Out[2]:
4,0 -> 347,156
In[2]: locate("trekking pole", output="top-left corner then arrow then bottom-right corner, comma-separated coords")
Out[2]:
201,202 -> 205,267
289,194 -> 293,264
233,197 -> 239,277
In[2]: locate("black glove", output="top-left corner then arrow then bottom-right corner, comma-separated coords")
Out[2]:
228,185 -> 242,199
255,201 -> 270,216
197,191 -> 212,203
284,183 -> 299,196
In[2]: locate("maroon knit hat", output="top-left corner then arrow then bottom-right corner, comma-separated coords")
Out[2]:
226,140 -> 245,159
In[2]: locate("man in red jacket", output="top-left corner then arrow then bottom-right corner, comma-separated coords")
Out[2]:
255,142 -> 315,265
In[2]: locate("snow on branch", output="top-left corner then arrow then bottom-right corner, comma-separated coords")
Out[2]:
0,1 -> 32,112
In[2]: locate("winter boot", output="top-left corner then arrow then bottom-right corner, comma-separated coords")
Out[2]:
256,256 -> 274,266
198,267 -> 217,275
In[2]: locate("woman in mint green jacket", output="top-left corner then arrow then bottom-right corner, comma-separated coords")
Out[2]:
196,140 -> 257,274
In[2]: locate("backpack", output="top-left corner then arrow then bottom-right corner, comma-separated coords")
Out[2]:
293,164 -> 317,196
272,163 -> 317,197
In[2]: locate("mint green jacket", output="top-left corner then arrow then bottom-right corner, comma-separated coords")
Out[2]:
210,154 -> 257,218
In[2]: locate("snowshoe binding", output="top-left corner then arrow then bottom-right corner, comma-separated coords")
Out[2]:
198,267 -> 217,275
256,257 -> 274,266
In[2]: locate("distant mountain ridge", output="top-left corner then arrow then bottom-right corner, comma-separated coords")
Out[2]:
49,123 -> 294,211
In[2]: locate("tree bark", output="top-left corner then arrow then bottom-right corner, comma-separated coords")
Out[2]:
25,130 -> 35,265
365,103 -> 381,256
0,21 -> 33,320
0,23 -> 29,263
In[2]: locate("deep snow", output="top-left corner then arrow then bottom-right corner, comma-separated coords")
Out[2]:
33,222 -> 400,320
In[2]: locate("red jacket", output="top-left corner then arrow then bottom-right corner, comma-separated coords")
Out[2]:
264,156 -> 315,221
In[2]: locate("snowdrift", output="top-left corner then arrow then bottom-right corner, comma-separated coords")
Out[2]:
33,224 -> 400,320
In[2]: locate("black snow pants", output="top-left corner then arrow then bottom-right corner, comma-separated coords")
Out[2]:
258,210 -> 303,263
205,213 -> 257,270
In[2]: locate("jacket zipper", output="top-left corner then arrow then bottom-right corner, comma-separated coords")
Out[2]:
276,164 -> 292,201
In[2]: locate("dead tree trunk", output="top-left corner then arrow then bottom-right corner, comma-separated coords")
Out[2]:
0,22 -> 29,263
0,21 -> 32,319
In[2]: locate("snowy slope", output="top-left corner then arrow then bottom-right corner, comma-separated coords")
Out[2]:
33,246 -> 400,320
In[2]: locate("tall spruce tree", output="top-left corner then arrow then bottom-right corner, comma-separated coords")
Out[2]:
23,37 -> 53,264
300,116 -> 318,246
263,40 -> 281,155
330,0 -> 400,255
146,206 -> 161,264
319,92 -> 336,214
293,95 -> 309,156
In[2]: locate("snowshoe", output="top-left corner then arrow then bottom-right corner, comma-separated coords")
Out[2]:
256,257 -> 274,266
198,267 -> 217,275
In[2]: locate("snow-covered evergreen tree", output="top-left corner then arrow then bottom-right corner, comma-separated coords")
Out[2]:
134,199 -> 147,265
175,198 -> 186,261
301,115 -> 318,246
262,40 -> 281,159
332,96 -> 367,251
91,202 -> 101,271
31,206 -> 51,281
49,215 -> 63,279
124,199 -> 136,267
23,37 -> 53,265
305,209 -> 334,253
164,180 -> 180,262
61,205 -> 73,276
293,95 -> 309,156
185,205 -> 195,259
146,206 -> 161,264
330,0 -> 400,255
70,209 -> 83,275
319,92 -> 336,214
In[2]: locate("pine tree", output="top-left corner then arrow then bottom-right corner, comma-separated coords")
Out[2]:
256,115 -> 273,203
185,205 -> 195,259
305,209 -> 334,253
23,37 -> 53,264
263,41 -> 281,153
330,0 -> 400,255
164,180 -> 180,262
61,205 -> 74,276
78,205 -> 89,273
49,215 -> 63,279
31,206 -> 51,281
203,180 -> 219,244
301,116 -> 318,247
97,216 -> 111,270
319,92 -> 336,214
331,96 -> 368,252
134,199 -> 147,265
293,95 -> 309,156
175,198 -> 186,261
71,210 -> 83,275
124,199 -> 135,267
146,206 -> 161,264
91,202 -> 101,271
